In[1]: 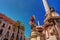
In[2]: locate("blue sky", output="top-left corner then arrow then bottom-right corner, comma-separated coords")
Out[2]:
0,0 -> 60,39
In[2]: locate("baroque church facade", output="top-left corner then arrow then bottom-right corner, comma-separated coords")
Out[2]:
29,0 -> 60,40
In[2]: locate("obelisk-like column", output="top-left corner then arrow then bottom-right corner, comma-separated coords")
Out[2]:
42,0 -> 50,14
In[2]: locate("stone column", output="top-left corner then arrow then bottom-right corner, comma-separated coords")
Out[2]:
42,0 -> 50,14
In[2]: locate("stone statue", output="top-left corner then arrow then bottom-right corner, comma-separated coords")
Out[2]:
29,15 -> 36,30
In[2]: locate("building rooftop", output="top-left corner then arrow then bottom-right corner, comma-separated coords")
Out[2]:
0,13 -> 16,25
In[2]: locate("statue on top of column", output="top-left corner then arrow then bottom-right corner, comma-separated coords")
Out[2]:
29,15 -> 36,31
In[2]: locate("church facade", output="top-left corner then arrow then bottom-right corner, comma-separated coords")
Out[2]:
29,0 -> 60,40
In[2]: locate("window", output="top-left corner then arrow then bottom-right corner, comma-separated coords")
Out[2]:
7,31 -> 9,35
11,33 -> 14,38
0,29 -> 3,34
8,26 -> 11,30
3,38 -> 8,40
2,23 -> 5,27
5,31 -> 9,37
0,20 -> 1,24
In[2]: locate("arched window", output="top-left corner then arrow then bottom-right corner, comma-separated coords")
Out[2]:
8,26 -> 11,30
2,23 -> 5,27
5,31 -> 9,38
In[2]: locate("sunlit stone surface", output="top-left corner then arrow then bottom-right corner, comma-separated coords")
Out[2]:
29,0 -> 60,40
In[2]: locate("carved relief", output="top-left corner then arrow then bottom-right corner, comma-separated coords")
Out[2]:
45,25 -> 58,40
